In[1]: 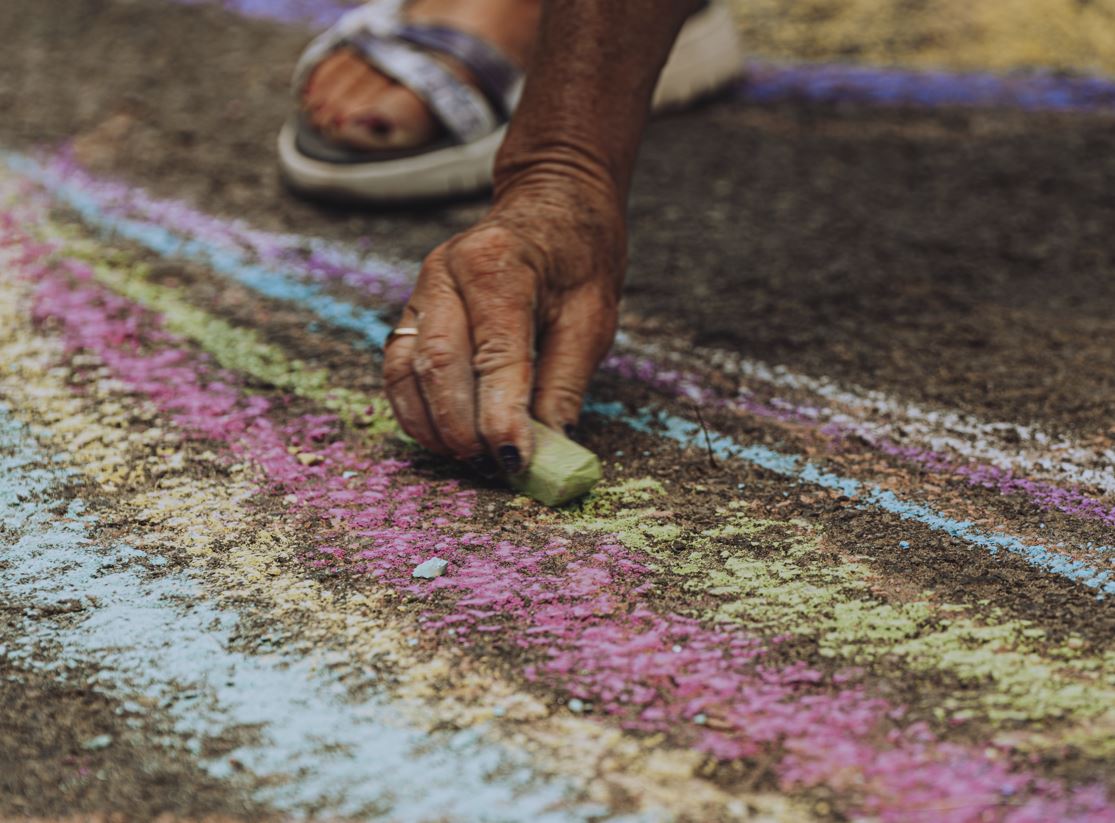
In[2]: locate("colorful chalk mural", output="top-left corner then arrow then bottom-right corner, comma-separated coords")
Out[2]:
2,1 -> 1115,821
3,145 -> 1114,819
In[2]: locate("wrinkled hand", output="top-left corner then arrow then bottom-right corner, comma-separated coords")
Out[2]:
384,179 -> 625,476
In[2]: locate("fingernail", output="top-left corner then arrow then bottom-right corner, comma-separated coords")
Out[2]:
498,445 -> 523,476
469,454 -> 499,478
563,424 -> 577,441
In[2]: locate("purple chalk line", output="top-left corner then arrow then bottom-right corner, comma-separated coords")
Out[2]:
179,0 -> 1115,113
736,61 -> 1115,113
27,152 -> 1115,536
604,352 -> 1115,531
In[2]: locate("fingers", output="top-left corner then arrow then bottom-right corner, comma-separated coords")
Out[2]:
387,226 -> 613,479
383,308 -> 452,458
384,256 -> 491,473
449,229 -> 538,474
412,289 -> 486,462
533,287 -> 618,433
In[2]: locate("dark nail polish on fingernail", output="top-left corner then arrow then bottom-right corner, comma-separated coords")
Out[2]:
498,445 -> 522,475
469,455 -> 498,478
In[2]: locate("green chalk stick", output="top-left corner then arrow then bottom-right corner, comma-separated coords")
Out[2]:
509,420 -> 602,507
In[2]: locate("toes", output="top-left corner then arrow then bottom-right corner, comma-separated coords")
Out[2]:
303,51 -> 355,113
303,49 -> 384,131
338,83 -> 439,149
300,47 -> 441,150
332,113 -> 397,151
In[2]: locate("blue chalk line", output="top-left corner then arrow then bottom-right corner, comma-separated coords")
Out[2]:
0,403 -> 596,819
3,154 -> 393,349
6,151 -> 1112,597
591,402 -> 1114,597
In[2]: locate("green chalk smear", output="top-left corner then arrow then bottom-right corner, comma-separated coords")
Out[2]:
561,478 -> 680,550
40,225 -> 398,439
510,421 -> 602,507
52,220 -> 592,505
560,481 -> 1115,758
99,263 -> 397,437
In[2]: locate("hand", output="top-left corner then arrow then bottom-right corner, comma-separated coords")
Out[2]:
383,174 -> 625,476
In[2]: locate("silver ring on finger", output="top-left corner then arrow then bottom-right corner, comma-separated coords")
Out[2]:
386,326 -> 419,343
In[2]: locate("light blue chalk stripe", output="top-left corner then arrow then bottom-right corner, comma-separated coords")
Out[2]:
7,151 -> 1112,597
0,403 -> 604,820
3,153 -> 393,349
588,401 -> 1115,597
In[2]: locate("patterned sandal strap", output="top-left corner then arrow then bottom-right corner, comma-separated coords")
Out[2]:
292,0 -> 404,90
291,2 -> 523,143
345,30 -> 501,143
394,24 -> 522,118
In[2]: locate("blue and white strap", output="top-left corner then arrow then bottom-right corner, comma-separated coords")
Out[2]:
292,1 -> 523,144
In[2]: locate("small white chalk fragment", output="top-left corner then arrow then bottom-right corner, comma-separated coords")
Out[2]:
693,713 -> 708,725
567,698 -> 586,713
412,557 -> 449,579
81,734 -> 113,751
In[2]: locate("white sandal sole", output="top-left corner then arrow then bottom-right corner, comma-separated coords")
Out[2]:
278,2 -> 743,203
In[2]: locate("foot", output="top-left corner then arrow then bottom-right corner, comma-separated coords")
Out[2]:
302,0 -> 539,151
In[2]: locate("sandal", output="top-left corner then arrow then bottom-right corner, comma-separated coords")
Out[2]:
277,0 -> 742,203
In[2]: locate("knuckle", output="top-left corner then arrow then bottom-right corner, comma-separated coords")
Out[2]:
413,335 -> 459,380
449,229 -> 538,296
472,336 -> 530,376
382,351 -> 414,388
449,226 -> 519,269
419,243 -> 449,275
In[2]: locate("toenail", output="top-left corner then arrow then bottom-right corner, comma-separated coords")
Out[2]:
359,115 -> 395,138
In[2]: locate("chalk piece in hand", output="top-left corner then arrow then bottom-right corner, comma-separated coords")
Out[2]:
509,420 -> 602,507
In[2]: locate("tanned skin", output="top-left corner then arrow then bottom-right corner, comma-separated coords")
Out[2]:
382,0 -> 701,476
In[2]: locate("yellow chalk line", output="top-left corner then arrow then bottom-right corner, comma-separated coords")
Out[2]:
731,0 -> 1115,75
29,212 -> 1115,760
0,262 -> 811,822
38,221 -> 398,438
553,479 -> 1115,759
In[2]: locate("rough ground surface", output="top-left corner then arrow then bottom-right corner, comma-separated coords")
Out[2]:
0,1 -> 1113,821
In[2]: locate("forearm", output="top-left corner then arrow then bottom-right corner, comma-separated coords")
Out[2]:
494,0 -> 701,202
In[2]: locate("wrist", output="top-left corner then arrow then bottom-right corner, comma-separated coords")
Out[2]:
481,150 -> 629,298
492,139 -> 624,210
